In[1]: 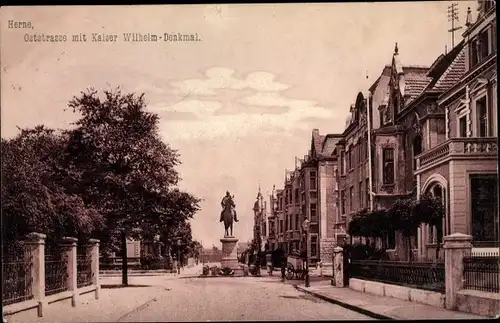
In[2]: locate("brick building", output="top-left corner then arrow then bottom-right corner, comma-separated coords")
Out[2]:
415,3 -> 498,255
268,129 -> 341,268
337,2 -> 497,260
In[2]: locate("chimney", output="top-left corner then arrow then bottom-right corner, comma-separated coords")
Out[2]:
312,128 -> 320,136
465,7 -> 473,27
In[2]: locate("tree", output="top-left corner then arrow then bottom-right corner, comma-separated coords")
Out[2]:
189,240 -> 203,261
387,198 -> 421,261
412,193 -> 444,259
1,126 -> 103,252
61,88 -> 200,284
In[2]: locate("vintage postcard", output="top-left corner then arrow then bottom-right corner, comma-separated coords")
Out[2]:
1,1 -> 498,322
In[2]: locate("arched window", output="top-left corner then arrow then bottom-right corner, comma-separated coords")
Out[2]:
425,183 -> 445,244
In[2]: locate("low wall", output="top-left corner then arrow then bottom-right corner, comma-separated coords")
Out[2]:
456,289 -> 500,318
4,285 -> 98,322
349,278 -> 445,308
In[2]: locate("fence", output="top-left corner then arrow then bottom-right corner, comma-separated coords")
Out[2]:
349,259 -> 445,293
2,243 -> 34,306
463,252 -> 499,293
2,233 -> 100,320
77,245 -> 93,288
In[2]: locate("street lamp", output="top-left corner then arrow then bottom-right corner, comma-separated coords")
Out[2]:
176,239 -> 181,274
302,219 -> 311,288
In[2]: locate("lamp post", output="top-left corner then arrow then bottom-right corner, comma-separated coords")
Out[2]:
302,219 -> 311,288
177,239 -> 181,274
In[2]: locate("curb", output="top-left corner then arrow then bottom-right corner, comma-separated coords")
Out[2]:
294,285 -> 394,320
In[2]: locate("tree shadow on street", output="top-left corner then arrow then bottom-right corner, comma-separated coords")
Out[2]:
101,284 -> 155,289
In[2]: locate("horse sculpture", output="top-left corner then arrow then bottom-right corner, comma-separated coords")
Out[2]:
220,199 -> 237,237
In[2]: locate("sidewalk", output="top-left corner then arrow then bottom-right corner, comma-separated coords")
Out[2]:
8,280 -> 166,323
295,281 -> 490,320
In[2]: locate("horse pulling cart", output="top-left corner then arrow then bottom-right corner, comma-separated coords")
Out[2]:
286,254 -> 306,280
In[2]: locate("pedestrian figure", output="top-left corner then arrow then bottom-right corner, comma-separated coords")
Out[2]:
281,253 -> 287,282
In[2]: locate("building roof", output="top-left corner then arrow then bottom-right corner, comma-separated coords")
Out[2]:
311,129 -> 325,155
320,135 -> 339,156
403,68 -> 432,104
429,49 -> 466,92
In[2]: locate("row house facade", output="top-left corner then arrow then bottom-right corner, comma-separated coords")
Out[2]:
264,0 -> 497,264
415,3 -> 498,255
338,1 -> 498,260
267,130 -> 342,268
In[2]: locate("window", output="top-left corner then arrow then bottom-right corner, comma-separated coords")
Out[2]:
360,136 -> 368,162
492,22 -> 497,52
380,107 -> 387,126
263,222 -> 267,236
479,29 -> 490,61
426,184 -> 445,244
349,186 -> 354,212
279,220 -> 283,233
310,203 -> 317,223
340,151 -> 345,174
310,171 -> 317,190
471,174 -> 499,245
470,38 -> 479,68
340,190 -> 346,215
311,236 -> 318,257
347,146 -> 352,170
365,178 -> 370,208
294,188 -> 299,204
285,215 -> 288,231
412,135 -> 422,172
358,181 -> 363,210
483,0 -> 494,12
387,230 -> 396,249
470,29 -> 491,69
459,115 -> 467,137
382,148 -> 395,185
476,96 -> 488,137
295,214 -> 299,231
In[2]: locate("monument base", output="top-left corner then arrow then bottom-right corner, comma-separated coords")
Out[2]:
220,236 -> 244,277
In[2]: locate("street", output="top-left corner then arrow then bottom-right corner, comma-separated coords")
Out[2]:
117,276 -> 373,322
9,272 -> 373,322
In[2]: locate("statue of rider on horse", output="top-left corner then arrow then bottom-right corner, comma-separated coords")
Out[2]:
220,191 -> 238,237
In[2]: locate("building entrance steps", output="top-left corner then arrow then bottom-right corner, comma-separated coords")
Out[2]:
294,282 -> 490,320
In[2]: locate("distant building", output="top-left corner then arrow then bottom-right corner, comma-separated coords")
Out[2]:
252,188 -> 267,252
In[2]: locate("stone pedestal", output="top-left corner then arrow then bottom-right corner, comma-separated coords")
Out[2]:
332,246 -> 344,287
220,236 -> 243,277
444,233 -> 472,310
320,238 -> 335,277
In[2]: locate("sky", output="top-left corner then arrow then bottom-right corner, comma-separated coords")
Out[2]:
1,2 -> 477,248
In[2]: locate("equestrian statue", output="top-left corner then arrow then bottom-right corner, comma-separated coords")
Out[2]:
220,191 -> 239,237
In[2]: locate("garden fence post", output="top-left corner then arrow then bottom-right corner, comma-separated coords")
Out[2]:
443,233 -> 472,310
89,239 -> 100,300
26,232 -> 47,317
61,237 -> 78,307
333,246 -> 344,287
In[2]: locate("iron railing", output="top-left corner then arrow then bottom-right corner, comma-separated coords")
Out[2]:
2,243 -> 34,306
463,252 -> 499,293
350,259 -> 445,293
45,248 -> 69,296
77,246 -> 93,288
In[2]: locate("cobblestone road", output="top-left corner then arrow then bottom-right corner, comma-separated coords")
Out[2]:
117,276 -> 373,322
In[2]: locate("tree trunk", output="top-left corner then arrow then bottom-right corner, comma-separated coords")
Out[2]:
121,231 -> 128,286
407,235 -> 412,262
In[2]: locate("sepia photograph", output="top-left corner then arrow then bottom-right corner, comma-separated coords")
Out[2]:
1,1 -> 498,321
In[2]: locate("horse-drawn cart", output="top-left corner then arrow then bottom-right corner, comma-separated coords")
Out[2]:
286,254 -> 306,280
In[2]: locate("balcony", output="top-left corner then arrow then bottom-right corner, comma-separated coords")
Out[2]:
416,137 -> 497,171
292,230 -> 302,240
